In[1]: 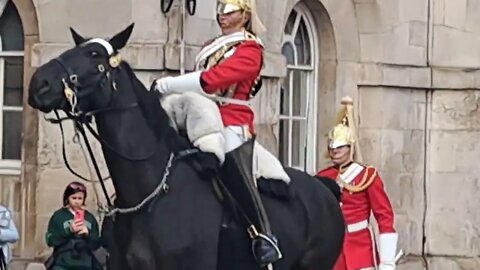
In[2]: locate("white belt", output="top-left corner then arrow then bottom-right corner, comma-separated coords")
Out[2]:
346,220 -> 368,233
209,95 -> 252,106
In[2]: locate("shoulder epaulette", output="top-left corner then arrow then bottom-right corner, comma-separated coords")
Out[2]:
245,31 -> 256,40
244,31 -> 264,47
341,164 -> 378,193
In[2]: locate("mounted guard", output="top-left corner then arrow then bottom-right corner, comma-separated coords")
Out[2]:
150,0 -> 285,266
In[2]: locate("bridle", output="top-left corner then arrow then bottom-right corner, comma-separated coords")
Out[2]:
44,40 -> 197,216
52,48 -> 124,119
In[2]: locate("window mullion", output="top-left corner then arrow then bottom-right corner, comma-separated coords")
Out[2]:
302,118 -> 307,170
302,71 -> 309,171
289,71 -> 293,120
0,57 -> 4,159
0,51 -> 23,57
287,65 -> 313,71
309,73 -> 313,173
292,13 -> 301,41
288,119 -> 293,167
3,106 -> 22,112
288,71 -> 294,166
311,71 -> 316,170
279,115 -> 306,121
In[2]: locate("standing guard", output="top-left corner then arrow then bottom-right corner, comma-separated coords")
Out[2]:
316,97 -> 399,270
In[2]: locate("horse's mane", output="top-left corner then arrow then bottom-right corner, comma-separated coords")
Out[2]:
117,61 -> 192,154
118,61 -> 172,140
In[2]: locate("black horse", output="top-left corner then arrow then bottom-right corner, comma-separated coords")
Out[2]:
28,23 -> 345,270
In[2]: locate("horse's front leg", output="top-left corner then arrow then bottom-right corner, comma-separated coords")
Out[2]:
103,215 -> 133,270
126,219 -> 158,269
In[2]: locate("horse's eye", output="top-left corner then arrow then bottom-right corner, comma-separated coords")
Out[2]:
90,51 -> 99,57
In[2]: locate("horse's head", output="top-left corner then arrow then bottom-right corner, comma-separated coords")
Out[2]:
28,23 -> 135,114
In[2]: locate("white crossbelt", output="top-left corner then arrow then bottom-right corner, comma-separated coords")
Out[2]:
346,219 -> 369,233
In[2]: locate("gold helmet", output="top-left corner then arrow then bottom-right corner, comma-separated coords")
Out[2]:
327,96 -> 363,163
329,97 -> 378,193
217,0 -> 266,34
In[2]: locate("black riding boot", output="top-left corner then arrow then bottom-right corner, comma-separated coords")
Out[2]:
220,138 -> 282,266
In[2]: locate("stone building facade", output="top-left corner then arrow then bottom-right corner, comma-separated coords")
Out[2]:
1,0 -> 479,269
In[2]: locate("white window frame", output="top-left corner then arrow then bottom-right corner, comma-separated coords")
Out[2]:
0,37 -> 23,175
279,3 -> 319,174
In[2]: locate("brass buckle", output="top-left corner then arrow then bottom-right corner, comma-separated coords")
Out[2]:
242,125 -> 252,140
247,225 -> 259,239
109,53 -> 122,68
62,78 -> 77,112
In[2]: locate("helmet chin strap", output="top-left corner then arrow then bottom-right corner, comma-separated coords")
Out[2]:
331,146 -> 353,169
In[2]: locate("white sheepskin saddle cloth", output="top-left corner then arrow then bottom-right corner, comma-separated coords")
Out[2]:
160,92 -> 290,184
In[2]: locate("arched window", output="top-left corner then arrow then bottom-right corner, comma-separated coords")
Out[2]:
0,0 -> 24,174
279,3 -> 318,173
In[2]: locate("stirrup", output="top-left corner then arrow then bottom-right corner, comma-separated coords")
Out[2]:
248,226 -> 283,266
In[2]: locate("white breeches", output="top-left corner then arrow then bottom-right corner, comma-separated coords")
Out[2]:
222,125 -> 290,184
222,125 -> 251,153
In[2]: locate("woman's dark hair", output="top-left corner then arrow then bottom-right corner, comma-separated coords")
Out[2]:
62,181 -> 87,206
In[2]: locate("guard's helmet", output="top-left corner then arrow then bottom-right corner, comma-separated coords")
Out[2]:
327,96 -> 363,163
217,0 -> 266,35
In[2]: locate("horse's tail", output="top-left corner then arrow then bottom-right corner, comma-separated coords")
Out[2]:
314,176 -> 341,202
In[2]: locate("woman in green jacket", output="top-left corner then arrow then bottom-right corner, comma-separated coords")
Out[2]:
45,181 -> 101,270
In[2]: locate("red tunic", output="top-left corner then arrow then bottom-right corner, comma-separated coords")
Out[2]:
317,163 -> 396,270
199,40 -> 262,132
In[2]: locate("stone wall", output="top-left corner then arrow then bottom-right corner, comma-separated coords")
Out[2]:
358,87 -> 427,269
358,88 -> 480,269
352,0 -> 480,268
426,91 -> 480,268
8,0 -> 480,268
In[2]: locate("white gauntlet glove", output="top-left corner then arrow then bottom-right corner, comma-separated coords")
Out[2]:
150,71 -> 203,95
378,233 -> 398,270
379,262 -> 395,270
151,76 -> 172,94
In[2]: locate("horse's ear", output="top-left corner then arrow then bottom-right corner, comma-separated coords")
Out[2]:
109,23 -> 135,51
69,27 -> 86,46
